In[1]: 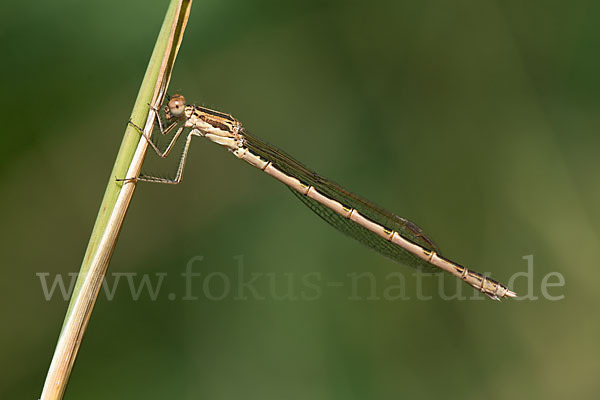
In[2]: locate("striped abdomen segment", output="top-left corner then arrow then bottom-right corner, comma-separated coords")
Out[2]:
233,144 -> 515,301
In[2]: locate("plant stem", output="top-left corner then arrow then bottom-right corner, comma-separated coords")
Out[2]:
39,1 -> 192,399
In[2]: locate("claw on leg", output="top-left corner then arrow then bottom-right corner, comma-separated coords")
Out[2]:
116,176 -> 138,184
128,119 -> 144,132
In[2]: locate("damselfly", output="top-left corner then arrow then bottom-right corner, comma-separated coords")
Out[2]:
123,94 -> 517,301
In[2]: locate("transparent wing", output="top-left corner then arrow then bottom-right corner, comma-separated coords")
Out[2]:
242,128 -> 442,273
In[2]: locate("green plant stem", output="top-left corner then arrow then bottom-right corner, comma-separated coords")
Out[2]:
39,1 -> 192,399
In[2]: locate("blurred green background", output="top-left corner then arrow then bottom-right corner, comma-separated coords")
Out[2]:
1,0 -> 598,399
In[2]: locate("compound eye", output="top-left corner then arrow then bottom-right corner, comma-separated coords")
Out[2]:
167,94 -> 186,117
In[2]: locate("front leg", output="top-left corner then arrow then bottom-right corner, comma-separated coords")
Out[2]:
128,118 -> 184,159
